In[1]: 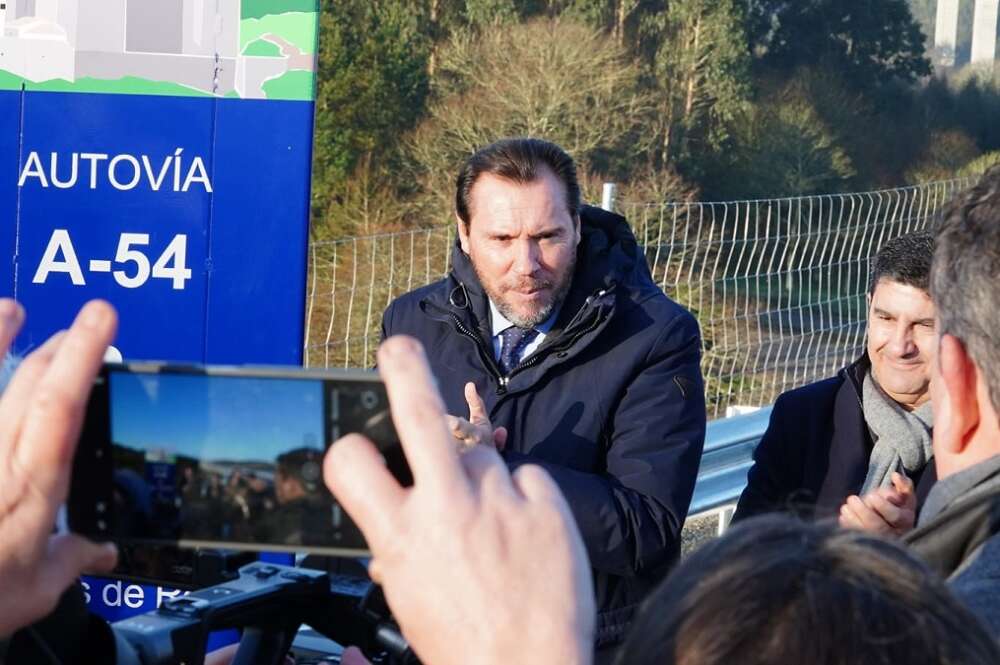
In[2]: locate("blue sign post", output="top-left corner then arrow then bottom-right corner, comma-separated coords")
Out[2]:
1,0 -> 320,634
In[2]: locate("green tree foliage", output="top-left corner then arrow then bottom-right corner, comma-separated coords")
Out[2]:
747,0 -> 931,86
407,17 -> 655,220
640,0 -> 752,173
306,0 -> 1000,240
906,129 -> 980,183
720,75 -> 856,198
311,1 -> 431,236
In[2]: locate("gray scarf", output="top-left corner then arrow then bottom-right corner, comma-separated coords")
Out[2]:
860,370 -> 934,495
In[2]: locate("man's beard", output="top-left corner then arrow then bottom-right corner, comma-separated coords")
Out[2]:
475,252 -> 576,329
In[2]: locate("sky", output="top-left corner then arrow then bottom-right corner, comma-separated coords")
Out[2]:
110,371 -> 325,464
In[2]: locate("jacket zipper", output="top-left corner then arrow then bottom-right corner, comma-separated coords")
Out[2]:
439,285 -> 613,396
501,287 -> 613,387
448,313 -> 509,392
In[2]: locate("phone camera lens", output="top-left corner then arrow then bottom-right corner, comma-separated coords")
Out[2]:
361,390 -> 378,410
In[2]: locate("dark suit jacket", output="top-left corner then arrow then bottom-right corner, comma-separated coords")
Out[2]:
734,356 -> 936,521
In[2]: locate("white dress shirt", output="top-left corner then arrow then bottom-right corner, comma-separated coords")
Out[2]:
489,299 -> 560,366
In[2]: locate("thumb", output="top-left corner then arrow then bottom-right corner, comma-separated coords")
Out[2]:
891,472 -> 914,495
493,426 -> 508,451
41,534 -> 117,594
465,382 -> 488,424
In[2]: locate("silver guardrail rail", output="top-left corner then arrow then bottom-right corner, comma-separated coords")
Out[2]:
688,407 -> 772,533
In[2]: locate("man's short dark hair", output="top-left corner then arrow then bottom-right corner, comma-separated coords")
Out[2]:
276,447 -> 323,492
868,231 -> 935,295
932,166 -> 1000,413
454,137 -> 581,226
618,515 -> 1000,665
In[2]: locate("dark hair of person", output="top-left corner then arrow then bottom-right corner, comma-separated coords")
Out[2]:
868,231 -> 935,295
617,515 -> 1000,665
275,447 -> 323,492
454,137 -> 581,226
932,165 -> 1000,413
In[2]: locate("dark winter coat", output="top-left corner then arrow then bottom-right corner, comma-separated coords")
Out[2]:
733,356 -> 937,521
906,460 -> 1000,639
381,205 -> 706,645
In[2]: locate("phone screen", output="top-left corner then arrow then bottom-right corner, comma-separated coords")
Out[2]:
72,365 -> 406,557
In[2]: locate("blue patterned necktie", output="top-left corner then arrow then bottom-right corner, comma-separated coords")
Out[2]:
498,326 -> 539,375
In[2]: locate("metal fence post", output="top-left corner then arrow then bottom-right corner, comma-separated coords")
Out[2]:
601,182 -> 617,212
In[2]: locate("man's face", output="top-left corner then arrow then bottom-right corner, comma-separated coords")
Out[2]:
458,168 -> 581,328
866,279 -> 937,408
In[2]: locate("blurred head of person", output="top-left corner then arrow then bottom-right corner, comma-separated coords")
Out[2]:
928,166 -> 1000,479
274,447 -> 324,504
617,515 -> 1000,665
866,232 -> 937,411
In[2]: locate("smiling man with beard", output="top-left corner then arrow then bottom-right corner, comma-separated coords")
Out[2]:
379,138 -> 706,657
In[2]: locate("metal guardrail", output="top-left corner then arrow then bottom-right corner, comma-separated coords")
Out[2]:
688,407 -> 772,525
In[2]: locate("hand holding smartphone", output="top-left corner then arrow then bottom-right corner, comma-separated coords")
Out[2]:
69,363 -> 411,557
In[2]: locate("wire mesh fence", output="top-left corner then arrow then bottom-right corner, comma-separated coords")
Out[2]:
304,178 -> 972,419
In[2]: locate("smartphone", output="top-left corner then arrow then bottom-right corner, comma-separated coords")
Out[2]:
69,362 -> 411,557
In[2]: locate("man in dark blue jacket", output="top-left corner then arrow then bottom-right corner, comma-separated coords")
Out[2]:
380,138 -> 706,649
734,233 -> 938,531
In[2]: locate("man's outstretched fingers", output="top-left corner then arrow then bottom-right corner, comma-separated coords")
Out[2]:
16,301 -> 117,495
377,337 -> 462,488
325,433 -> 405,552
460,446 -> 515,500
464,382 -> 488,424
512,464 -> 564,506
0,330 -> 65,445
0,299 -> 24,356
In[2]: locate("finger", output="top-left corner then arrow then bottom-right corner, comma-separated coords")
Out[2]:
325,434 -> 405,553
16,301 -> 117,498
465,382 -> 488,425
377,336 -> 463,489
847,495 -> 889,533
863,492 -> 903,526
839,503 -> 864,530
512,464 -> 564,507
42,534 -> 117,596
460,446 -> 516,500
0,299 -> 24,358
341,646 -> 374,665
493,426 -> 508,451
367,558 -> 383,585
0,329 -> 65,448
449,417 -> 478,444
891,472 -> 914,496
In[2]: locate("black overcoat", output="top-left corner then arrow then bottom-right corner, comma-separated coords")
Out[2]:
734,356 -> 936,521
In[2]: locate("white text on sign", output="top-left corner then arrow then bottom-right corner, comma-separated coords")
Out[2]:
32,230 -> 193,290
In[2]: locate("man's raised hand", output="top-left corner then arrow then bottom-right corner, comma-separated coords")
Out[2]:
445,381 -> 507,451
324,337 -> 594,665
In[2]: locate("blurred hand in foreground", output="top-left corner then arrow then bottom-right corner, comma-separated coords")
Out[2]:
0,299 -> 119,637
325,336 -> 594,665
